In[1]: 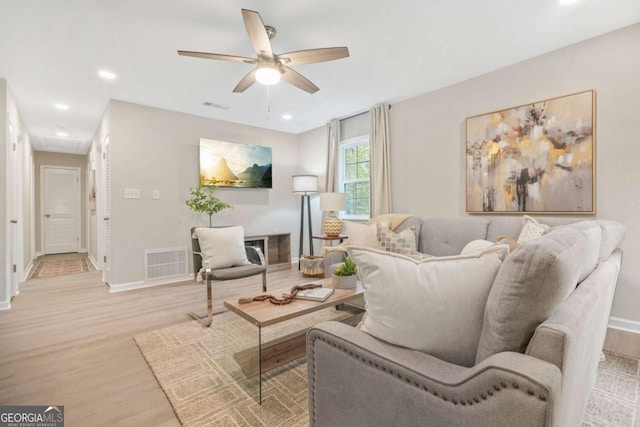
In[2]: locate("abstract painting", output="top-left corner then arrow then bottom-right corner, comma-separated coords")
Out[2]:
466,90 -> 594,213
199,138 -> 272,188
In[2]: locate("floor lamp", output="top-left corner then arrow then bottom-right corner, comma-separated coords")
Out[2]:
292,175 -> 318,269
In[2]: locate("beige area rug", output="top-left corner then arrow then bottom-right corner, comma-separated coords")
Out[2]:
30,258 -> 95,279
134,308 -> 355,427
136,313 -> 640,427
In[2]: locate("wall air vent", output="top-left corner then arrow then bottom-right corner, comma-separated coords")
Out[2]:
144,247 -> 188,280
203,102 -> 230,110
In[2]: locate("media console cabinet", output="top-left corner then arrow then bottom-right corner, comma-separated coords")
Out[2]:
244,233 -> 291,272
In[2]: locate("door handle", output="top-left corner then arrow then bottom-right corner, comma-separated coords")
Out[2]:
45,214 -> 50,218
10,220 -> 17,224
103,217 -> 110,221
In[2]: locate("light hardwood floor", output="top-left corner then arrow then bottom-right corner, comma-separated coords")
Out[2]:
0,266 -> 306,426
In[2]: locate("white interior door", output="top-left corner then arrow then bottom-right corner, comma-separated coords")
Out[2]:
101,136 -> 111,284
42,166 -> 80,254
7,121 -> 21,297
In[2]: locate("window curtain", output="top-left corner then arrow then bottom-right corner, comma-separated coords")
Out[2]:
325,119 -> 341,192
369,103 -> 391,215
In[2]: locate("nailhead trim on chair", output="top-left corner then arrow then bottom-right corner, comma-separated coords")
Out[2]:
310,335 -> 550,412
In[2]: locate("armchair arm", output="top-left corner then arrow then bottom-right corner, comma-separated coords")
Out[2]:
245,245 -> 266,266
307,322 -> 561,427
323,250 -> 346,277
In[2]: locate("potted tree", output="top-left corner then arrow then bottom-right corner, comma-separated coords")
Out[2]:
332,253 -> 357,289
185,186 -> 232,226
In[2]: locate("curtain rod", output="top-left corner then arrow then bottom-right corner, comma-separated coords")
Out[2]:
337,104 -> 392,122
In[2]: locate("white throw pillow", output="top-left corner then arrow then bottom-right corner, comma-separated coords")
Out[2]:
193,226 -> 250,269
460,239 -> 496,255
345,220 -> 389,248
517,215 -> 550,244
347,244 -> 509,367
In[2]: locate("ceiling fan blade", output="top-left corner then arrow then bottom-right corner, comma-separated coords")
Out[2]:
277,47 -> 350,66
233,68 -> 258,93
241,9 -> 273,58
281,66 -> 319,94
178,50 -> 256,64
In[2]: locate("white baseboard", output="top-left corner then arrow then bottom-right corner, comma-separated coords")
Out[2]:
0,301 -> 11,310
79,248 -> 88,253
23,260 -> 34,281
35,251 -> 43,258
87,254 -> 98,270
109,274 -> 193,293
609,317 -> 640,334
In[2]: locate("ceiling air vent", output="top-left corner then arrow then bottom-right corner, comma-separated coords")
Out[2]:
44,136 -> 82,152
203,102 -> 230,110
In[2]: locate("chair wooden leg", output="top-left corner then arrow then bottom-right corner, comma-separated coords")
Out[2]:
188,276 -> 213,327
262,271 -> 267,292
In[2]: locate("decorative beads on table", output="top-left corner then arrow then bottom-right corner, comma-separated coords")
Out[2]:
238,283 -> 323,305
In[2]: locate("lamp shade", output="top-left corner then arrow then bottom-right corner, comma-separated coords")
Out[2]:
319,192 -> 346,212
292,175 -> 319,194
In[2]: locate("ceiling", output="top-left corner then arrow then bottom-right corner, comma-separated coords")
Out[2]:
1,0 -> 640,155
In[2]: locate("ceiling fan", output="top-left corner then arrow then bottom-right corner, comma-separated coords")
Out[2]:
178,9 -> 349,94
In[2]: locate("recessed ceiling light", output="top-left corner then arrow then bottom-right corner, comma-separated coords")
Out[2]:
56,132 -> 68,137
98,69 -> 117,80
54,103 -> 69,110
558,0 -> 580,5
282,114 -> 293,121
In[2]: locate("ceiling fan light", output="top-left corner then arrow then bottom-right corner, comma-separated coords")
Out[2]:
255,66 -> 281,85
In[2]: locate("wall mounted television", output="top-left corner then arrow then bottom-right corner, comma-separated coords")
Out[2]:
199,138 -> 272,189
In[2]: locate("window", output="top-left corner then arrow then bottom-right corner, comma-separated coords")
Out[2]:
339,135 -> 370,219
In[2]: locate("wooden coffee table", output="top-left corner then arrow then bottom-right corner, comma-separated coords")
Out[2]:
223,277 -> 364,404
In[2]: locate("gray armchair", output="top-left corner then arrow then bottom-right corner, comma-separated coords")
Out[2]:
190,226 -> 267,327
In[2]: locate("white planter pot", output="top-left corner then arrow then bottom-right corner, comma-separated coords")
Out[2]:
332,273 -> 357,289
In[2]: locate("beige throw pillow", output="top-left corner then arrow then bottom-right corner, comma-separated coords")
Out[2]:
517,215 -> 550,244
193,226 -> 250,269
460,239 -> 496,255
347,244 -> 509,367
345,220 -> 389,248
475,222 -> 602,363
376,224 -> 417,255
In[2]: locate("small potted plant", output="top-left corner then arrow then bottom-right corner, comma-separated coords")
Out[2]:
332,253 -> 357,289
185,186 -> 232,227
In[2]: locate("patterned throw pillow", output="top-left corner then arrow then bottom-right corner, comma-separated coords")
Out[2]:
517,215 -> 550,244
376,224 -> 417,255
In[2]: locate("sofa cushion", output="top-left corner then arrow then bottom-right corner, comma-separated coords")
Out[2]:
475,222 -> 601,363
193,226 -> 250,269
420,217 -> 489,256
347,244 -> 509,367
595,220 -> 626,262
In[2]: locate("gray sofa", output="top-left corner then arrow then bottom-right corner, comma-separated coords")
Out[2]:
308,217 -> 625,427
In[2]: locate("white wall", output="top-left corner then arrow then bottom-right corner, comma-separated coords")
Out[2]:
390,23 -> 640,325
297,126 -> 328,255
107,100 -> 299,286
0,79 -> 7,308
298,23 -> 640,326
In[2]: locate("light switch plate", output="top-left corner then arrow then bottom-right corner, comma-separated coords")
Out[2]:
124,188 -> 140,199
152,189 -> 160,199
